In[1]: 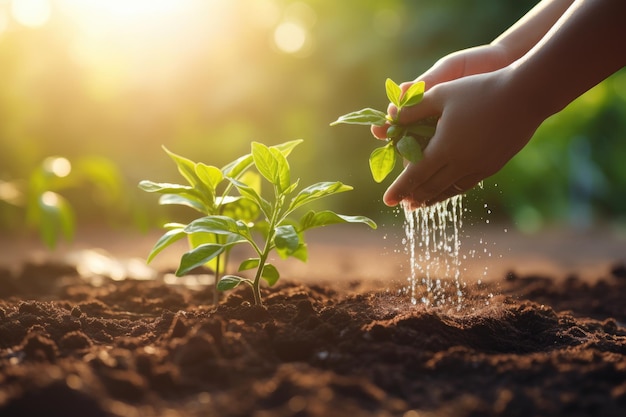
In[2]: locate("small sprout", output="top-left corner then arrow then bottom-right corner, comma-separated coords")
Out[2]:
140,140 -> 376,306
331,78 -> 437,183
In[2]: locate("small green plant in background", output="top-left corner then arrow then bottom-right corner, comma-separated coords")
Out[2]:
0,155 -> 125,248
140,140 -> 376,306
331,78 -> 437,183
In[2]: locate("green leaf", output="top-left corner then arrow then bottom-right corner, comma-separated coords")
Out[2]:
237,259 -> 280,287
177,243 -> 225,276
188,232 -> 234,273
195,163 -> 223,190
216,195 -> 240,206
139,181 -> 207,212
288,181 -> 353,212
407,124 -> 436,138
369,143 -> 396,183
221,140 -> 302,178
163,147 -> 202,188
37,192 -> 75,249
385,78 -> 402,108
260,264 -> 279,286
221,154 -> 253,179
272,139 -> 303,158
299,210 -> 377,231
330,108 -> 387,127
238,258 -> 261,271
138,180 -> 194,194
396,136 -> 423,164
147,226 -> 186,263
217,275 -> 248,291
184,215 -> 253,241
221,198 -> 260,224
400,81 -> 425,107
269,147 -> 291,193
283,178 -> 300,195
158,194 -> 206,213
251,142 -> 280,187
274,224 -> 300,252
228,177 -> 272,218
288,243 -> 308,262
177,236 -> 246,276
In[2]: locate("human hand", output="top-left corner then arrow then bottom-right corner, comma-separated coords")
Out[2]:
379,68 -> 544,208
371,44 -> 510,139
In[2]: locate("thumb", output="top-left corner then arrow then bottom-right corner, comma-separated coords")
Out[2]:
396,87 -> 442,125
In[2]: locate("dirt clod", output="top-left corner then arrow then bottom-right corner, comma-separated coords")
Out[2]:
1,263 -> 626,417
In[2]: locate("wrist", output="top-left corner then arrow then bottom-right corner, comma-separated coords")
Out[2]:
494,65 -> 554,126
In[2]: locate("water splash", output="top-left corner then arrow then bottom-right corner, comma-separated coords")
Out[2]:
403,195 -> 465,307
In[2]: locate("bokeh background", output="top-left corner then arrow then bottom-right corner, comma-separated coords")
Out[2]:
1,0 -> 625,242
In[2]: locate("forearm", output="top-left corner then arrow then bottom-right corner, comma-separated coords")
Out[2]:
418,0 -> 575,84
492,0 -> 575,64
509,0 -> 626,119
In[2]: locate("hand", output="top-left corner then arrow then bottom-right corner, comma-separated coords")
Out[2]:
380,68 -> 544,208
371,44 -> 511,139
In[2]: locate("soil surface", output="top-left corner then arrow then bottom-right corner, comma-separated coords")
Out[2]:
1,248 -> 626,417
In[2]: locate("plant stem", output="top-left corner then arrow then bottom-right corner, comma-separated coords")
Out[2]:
214,250 -> 221,305
251,251 -> 268,306
251,187 -> 282,306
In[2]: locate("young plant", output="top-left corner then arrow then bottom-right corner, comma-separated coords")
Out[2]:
0,155 -> 125,248
138,141 -> 293,304
140,140 -> 376,306
330,78 -> 437,183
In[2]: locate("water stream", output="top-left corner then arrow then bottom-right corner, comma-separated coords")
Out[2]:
402,195 -> 466,307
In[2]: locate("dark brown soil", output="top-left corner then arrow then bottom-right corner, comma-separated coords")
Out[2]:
1,258 -> 626,417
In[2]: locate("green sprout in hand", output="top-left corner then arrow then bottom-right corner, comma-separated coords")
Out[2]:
331,78 -> 437,183
140,140 -> 376,306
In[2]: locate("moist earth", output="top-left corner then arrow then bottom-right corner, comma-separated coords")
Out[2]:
1,259 -> 626,417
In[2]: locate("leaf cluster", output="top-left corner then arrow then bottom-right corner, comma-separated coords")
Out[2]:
330,78 -> 437,183
0,155 -> 125,248
139,140 -> 376,305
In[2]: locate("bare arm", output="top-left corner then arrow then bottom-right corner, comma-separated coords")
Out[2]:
492,0 -> 575,64
509,0 -> 626,119
372,0 -> 575,138
381,0 -> 626,207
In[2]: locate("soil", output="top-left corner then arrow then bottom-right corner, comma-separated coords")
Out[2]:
1,253 -> 626,417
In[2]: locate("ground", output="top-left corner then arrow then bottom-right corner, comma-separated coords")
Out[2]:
0,226 -> 625,417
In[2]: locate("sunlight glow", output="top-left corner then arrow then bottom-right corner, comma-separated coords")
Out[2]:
56,0 -> 232,89
41,191 -> 60,207
43,156 -> 72,178
59,0 -> 184,21
0,10 -> 8,35
274,21 -> 307,54
0,181 -> 22,204
11,0 -> 51,28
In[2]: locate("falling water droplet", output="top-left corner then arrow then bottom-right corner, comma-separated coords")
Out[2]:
402,195 -> 465,307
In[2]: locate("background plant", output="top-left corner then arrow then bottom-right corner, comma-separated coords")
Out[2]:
331,78 -> 437,183
140,140 -> 376,306
0,155 -> 125,248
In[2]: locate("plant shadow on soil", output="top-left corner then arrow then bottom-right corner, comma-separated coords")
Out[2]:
1,258 -> 626,417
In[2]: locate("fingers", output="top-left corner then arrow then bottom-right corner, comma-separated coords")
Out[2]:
396,91 -> 440,125
399,173 -> 483,209
382,129 -> 484,208
382,155 -> 445,206
370,123 -> 389,140
422,177 -> 482,207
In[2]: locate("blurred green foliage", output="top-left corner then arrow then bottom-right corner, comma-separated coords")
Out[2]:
0,0 -> 624,237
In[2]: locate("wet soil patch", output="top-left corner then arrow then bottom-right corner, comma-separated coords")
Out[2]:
1,260 -> 626,416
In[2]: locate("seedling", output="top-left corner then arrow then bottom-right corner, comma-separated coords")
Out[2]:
140,140 -> 376,306
330,78 -> 437,183
0,155 -> 124,248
